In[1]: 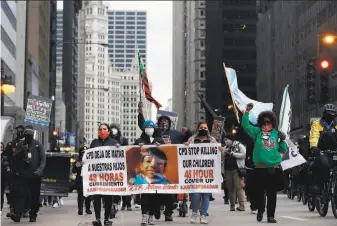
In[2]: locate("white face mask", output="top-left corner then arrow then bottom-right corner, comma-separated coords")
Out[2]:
112,128 -> 118,135
145,127 -> 154,137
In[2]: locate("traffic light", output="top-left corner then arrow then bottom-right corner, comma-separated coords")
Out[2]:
320,70 -> 330,104
306,59 -> 316,104
52,130 -> 58,136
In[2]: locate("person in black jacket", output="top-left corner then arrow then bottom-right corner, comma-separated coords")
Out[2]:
110,123 -> 131,211
7,125 -> 46,223
73,146 -> 92,215
134,120 -> 165,226
91,123 -> 119,226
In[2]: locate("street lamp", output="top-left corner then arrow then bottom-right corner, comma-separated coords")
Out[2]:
322,34 -> 337,45
1,71 -> 16,116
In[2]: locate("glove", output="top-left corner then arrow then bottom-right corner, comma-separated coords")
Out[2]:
278,131 -> 286,142
311,147 -> 320,157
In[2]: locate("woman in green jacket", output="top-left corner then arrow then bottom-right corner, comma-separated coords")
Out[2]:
241,103 -> 287,224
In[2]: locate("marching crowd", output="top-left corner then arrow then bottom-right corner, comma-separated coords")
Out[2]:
1,102 -> 337,225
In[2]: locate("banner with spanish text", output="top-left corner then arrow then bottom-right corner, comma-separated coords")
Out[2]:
82,143 -> 222,196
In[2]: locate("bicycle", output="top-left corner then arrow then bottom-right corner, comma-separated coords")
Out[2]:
314,150 -> 337,218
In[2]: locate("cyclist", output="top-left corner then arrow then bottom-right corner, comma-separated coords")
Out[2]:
309,103 -> 337,192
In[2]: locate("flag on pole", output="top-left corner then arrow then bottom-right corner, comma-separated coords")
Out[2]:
278,85 -> 306,170
137,51 -> 162,109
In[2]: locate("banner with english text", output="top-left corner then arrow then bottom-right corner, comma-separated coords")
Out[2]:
81,143 -> 222,196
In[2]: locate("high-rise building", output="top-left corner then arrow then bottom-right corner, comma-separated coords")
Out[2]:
107,10 -> 147,71
62,0 -> 82,138
172,1 -> 206,129
83,1 -> 121,145
165,98 -> 173,111
256,1 -> 337,136
172,0 -> 257,131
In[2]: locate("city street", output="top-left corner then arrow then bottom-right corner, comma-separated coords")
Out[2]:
1,193 -> 336,226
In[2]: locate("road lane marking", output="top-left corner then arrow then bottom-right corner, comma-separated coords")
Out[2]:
281,216 -> 308,221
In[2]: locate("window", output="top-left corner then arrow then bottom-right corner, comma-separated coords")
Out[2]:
126,35 -> 135,39
115,45 -> 124,48
200,71 -> 205,78
126,21 -> 135,25
108,26 -> 114,29
126,40 -> 134,44
116,12 -> 124,15
126,49 -> 134,53
108,35 -> 114,39
137,30 -> 146,34
137,26 -> 146,30
137,21 -> 146,25
138,16 -> 146,20
115,30 -> 124,34
137,40 -> 146,44
126,12 -> 135,15
115,40 -> 124,43
116,26 -> 124,29
137,35 -> 146,39
1,26 -> 16,58
126,16 -> 135,20
138,45 -> 146,49
126,54 -> 134,58
1,1 -> 16,30
116,64 -> 124,67
116,21 -> 124,25
108,16 -> 114,20
200,9 -> 205,16
126,45 -> 135,48
126,26 -> 135,30
139,49 -> 146,53
137,12 -> 146,15
200,81 -> 206,89
115,49 -> 124,53
115,59 -> 124,63
115,35 -> 124,39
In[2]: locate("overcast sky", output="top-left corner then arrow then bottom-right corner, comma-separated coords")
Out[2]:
57,1 -> 173,117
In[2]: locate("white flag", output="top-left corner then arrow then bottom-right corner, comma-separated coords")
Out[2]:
279,85 -> 306,170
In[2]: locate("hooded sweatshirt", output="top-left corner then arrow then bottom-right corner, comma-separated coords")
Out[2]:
110,123 -> 129,146
241,111 -> 287,168
138,114 -> 192,144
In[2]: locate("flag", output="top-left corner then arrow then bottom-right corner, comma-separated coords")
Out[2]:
137,51 -> 162,109
279,85 -> 306,170
224,65 -> 273,125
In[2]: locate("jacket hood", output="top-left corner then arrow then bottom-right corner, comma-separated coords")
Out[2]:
110,123 -> 121,131
257,111 -> 277,128
157,115 -> 172,130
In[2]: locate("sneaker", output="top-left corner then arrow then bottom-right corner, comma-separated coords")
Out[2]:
29,217 -> 37,222
190,212 -> 198,224
141,214 -> 147,226
92,219 -> 102,226
78,210 -> 83,215
53,203 -> 59,208
59,198 -> 64,206
127,206 -> 132,211
200,215 -> 208,224
104,219 -> 113,226
251,210 -> 257,214
236,206 -> 245,211
148,215 -> 155,225
86,209 -> 92,214
135,204 -> 141,209
230,205 -> 235,211
165,214 -> 173,221
267,217 -> 277,223
10,214 -> 21,223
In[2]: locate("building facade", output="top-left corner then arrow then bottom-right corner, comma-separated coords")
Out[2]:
83,1 -> 121,145
256,1 -> 337,136
107,10 -> 147,71
165,98 -> 173,111
62,0 -> 82,136
172,1 -> 206,130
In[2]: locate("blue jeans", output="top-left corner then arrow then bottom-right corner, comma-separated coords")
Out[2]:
190,193 -> 210,216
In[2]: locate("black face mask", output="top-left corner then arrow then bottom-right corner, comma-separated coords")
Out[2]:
198,129 -> 208,137
323,112 -> 336,124
16,131 -> 24,139
25,134 -> 34,144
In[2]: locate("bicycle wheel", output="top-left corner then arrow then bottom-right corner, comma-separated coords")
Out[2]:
315,194 -> 329,217
332,182 -> 337,219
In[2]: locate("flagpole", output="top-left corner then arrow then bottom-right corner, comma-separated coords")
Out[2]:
223,62 -> 240,123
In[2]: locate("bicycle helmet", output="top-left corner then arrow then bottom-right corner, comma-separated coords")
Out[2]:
323,104 -> 337,114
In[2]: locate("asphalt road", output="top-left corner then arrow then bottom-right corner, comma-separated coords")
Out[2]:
1,193 -> 336,225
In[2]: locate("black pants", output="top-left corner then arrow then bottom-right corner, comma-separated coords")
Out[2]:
141,194 -> 157,215
93,195 -> 112,220
134,194 -> 141,205
113,195 -> 121,204
122,196 -> 131,207
254,168 -> 281,217
1,176 -> 6,210
246,169 -> 257,210
77,185 -> 91,211
311,154 -> 332,185
160,194 -> 174,215
11,176 -> 41,218
222,173 -> 229,202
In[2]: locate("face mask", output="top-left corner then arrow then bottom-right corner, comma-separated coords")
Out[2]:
158,120 -> 169,132
25,134 -> 34,144
198,129 -> 208,137
17,131 -> 24,139
111,128 -> 118,136
98,130 -> 110,140
323,112 -> 336,123
145,128 -> 154,137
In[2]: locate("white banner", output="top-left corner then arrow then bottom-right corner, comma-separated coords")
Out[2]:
278,85 -> 306,170
81,143 -> 222,196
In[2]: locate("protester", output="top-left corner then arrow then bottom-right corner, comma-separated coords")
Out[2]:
90,123 -> 119,226
187,121 -> 218,224
1,142 -> 6,213
73,146 -> 92,215
110,123 -> 131,211
49,146 -> 64,208
241,103 -> 287,223
220,138 -> 229,205
309,103 -> 337,192
134,120 -> 165,226
5,125 -> 46,223
223,133 -> 246,211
